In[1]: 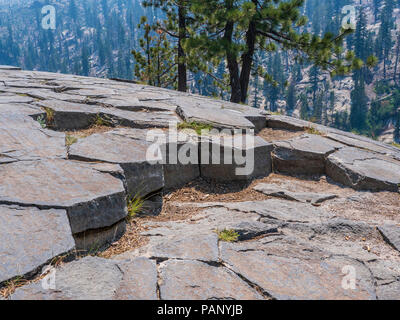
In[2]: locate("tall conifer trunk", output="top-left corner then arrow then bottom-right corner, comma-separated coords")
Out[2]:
239,17 -> 257,103
178,4 -> 187,92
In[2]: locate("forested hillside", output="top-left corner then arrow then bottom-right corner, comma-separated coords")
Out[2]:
0,0 -> 399,144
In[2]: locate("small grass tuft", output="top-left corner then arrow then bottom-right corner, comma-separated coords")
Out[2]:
43,107 -> 55,124
305,126 -> 323,136
94,114 -> 114,127
392,142 -> 400,149
216,229 -> 240,242
127,193 -> 145,218
0,276 -> 29,299
178,121 -> 213,135
65,135 -> 78,147
36,115 -> 47,128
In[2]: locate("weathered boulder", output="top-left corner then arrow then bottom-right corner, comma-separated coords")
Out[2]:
176,96 -> 257,130
0,65 -> 21,70
158,259 -> 263,300
324,131 -> 400,161
160,132 -> 200,189
200,134 -> 273,181
254,183 -> 337,204
378,225 -> 400,253
266,114 -> 312,131
266,114 -> 400,162
220,241 -> 376,300
100,128 -> 200,190
178,96 -> 267,131
308,219 -> 374,237
0,159 -> 127,234
9,88 -> 90,104
221,199 -> 333,224
33,100 -> 100,130
0,205 -> 74,284
11,256 -> 158,300
231,221 -> 279,240
0,103 -> 42,117
0,94 -> 34,104
367,260 -> 400,287
95,97 -> 177,113
140,204 -> 262,239
62,87 -> 117,99
140,233 -> 220,263
74,220 -> 126,252
272,134 -> 343,175
376,282 -> 400,300
0,115 -> 66,163
326,147 -> 400,191
102,108 -> 181,129
34,99 -> 180,130
69,130 -> 164,200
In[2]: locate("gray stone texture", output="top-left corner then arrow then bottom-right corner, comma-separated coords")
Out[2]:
272,134 -> 343,175
0,205 -> 74,284
326,147 -> 400,191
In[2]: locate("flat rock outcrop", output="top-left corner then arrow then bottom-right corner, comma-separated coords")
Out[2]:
0,205 -> 74,284
0,115 -> 66,163
326,147 -> 400,192
0,159 -> 127,234
0,66 -> 399,300
254,183 -> 337,204
378,225 -> 400,253
200,135 -> 273,181
272,134 -> 343,175
10,256 -> 158,300
69,130 -> 164,199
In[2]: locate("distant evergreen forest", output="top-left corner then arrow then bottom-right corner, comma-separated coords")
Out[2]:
0,0 -> 399,144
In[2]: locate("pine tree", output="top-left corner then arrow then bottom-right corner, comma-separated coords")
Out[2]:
312,92 -> 323,124
81,44 -> 90,76
141,0 -> 191,92
395,109 -> 400,143
373,0 -> 382,23
69,0 -> 78,22
376,0 -> 395,79
350,7 -> 370,133
299,93 -> 309,120
185,0 -> 366,103
286,80 -> 296,115
309,66 -> 320,104
367,100 -> 381,138
394,32 -> 400,84
350,73 -> 368,132
132,17 -> 176,88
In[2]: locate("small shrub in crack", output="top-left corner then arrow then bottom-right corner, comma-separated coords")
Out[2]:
65,135 -> 78,147
178,121 -> 213,135
43,107 -> 55,124
0,276 -> 28,299
127,193 -> 145,218
305,126 -> 323,136
36,115 -> 47,128
94,114 -> 114,127
216,229 -> 239,242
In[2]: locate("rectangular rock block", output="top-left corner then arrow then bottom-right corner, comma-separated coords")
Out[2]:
200,134 -> 273,181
